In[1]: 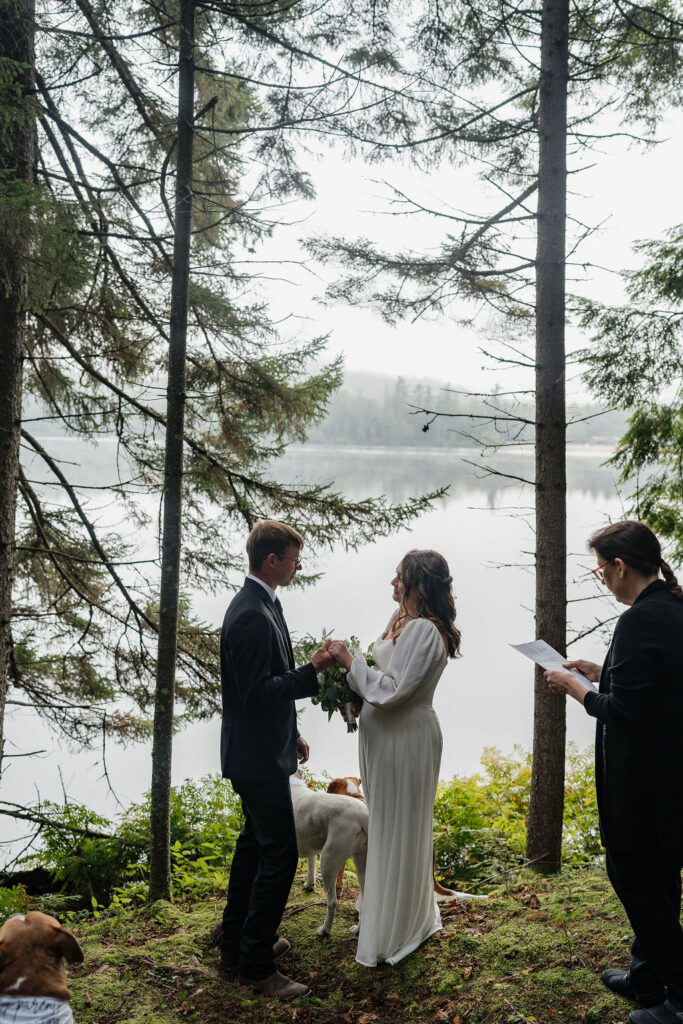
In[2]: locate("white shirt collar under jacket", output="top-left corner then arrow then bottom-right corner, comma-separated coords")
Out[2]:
0,996 -> 74,1024
246,574 -> 276,603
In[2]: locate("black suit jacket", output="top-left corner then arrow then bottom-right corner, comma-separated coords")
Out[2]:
584,580 -> 683,851
220,578 -> 319,781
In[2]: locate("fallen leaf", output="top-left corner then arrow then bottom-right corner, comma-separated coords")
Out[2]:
463,966 -> 473,979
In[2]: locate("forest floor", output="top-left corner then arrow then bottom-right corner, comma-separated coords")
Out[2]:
66,865 -> 643,1024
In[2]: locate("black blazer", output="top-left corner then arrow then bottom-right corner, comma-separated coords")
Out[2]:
220,578 -> 319,781
584,580 -> 683,851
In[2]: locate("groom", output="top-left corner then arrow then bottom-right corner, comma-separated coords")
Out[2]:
219,519 -> 334,999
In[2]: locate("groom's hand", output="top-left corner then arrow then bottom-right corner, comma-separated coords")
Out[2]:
297,735 -> 310,764
310,640 -> 335,672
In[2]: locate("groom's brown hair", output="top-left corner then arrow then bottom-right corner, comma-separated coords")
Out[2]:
246,519 -> 304,570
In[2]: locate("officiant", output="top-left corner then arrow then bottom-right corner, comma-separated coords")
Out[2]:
545,520 -> 683,1024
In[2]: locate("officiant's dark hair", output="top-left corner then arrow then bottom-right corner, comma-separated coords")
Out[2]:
398,549 -> 462,658
588,520 -> 683,599
247,519 -> 304,569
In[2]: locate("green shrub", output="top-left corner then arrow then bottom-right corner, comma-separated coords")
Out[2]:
32,802 -> 144,907
31,775 -> 243,906
433,745 -> 601,890
16,752 -> 601,908
0,885 -> 30,924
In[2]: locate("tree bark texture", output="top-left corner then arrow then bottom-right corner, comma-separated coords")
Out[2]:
525,0 -> 569,874
149,0 -> 195,902
0,0 -> 35,781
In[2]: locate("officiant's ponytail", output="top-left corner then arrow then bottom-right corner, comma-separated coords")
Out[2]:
398,549 -> 462,657
588,520 -> 683,600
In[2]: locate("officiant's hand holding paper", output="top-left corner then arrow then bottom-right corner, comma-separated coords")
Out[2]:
510,639 -> 599,706
561,659 -> 601,684
545,667 -> 588,702
545,659 -> 602,705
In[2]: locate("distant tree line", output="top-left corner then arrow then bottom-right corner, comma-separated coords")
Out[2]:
306,375 -> 628,449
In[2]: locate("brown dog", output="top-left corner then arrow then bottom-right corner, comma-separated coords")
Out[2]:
0,911 -> 83,1021
325,778 -> 364,897
325,777 -> 458,901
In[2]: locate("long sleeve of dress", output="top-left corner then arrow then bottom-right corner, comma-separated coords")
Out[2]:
348,618 -> 446,708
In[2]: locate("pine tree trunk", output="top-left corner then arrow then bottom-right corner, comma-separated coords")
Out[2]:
525,0 -> 569,874
0,0 -> 35,781
149,0 -> 195,902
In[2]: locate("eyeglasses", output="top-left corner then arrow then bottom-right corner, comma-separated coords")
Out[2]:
591,562 -> 609,583
278,554 -> 303,570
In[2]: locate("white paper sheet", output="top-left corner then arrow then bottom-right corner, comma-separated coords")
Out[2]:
509,639 -> 598,692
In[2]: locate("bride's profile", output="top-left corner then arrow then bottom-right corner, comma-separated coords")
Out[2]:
328,548 -> 461,967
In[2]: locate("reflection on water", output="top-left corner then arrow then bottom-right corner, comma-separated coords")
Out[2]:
22,437 -> 619,504
272,444 -> 619,504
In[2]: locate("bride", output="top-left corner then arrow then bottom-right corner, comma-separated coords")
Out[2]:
328,549 -> 461,967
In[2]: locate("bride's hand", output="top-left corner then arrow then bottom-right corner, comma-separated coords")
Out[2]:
328,640 -> 353,670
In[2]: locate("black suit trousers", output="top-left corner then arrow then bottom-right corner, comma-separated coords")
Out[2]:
606,846 -> 683,1005
220,776 -> 298,980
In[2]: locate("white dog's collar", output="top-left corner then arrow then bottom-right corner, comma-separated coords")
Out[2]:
0,996 -> 74,1024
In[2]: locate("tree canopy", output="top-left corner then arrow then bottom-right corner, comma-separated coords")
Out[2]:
3,0 -> 439,759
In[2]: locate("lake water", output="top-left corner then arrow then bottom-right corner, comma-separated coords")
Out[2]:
1,443 -> 625,854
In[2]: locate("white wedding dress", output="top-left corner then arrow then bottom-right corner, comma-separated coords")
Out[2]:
347,616 -> 447,967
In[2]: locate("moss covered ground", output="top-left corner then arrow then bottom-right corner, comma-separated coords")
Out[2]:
67,866 -> 647,1024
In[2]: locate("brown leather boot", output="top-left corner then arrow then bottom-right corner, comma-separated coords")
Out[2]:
219,936 -> 291,971
239,970 -> 310,1000
272,937 -> 291,960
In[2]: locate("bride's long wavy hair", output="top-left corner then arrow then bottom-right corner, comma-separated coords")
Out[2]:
389,549 -> 462,659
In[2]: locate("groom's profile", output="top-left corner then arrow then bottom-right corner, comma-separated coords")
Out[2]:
218,519 -> 334,999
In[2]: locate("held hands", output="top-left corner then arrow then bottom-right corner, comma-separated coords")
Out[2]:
310,638 -> 335,672
328,640 -> 354,671
308,636 -> 354,673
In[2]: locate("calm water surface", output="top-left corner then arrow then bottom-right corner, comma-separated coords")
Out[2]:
3,444 -> 625,850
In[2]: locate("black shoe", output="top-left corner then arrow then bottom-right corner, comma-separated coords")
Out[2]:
602,969 -> 665,1007
628,1000 -> 683,1024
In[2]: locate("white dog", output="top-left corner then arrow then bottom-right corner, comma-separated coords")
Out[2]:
289,775 -> 367,937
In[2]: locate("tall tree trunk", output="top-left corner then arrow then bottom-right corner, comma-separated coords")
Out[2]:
0,0 -> 35,781
525,0 -> 569,873
149,0 -> 195,902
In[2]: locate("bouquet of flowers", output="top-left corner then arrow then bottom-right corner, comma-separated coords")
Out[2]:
296,632 -> 373,733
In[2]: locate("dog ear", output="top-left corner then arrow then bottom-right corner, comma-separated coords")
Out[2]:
0,938 -> 5,968
52,925 -> 84,964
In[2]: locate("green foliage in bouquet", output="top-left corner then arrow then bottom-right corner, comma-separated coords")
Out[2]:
295,632 -> 372,733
